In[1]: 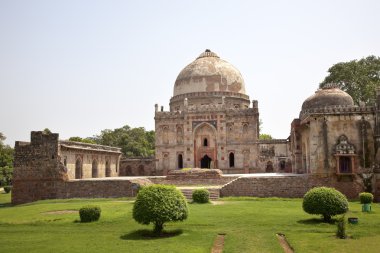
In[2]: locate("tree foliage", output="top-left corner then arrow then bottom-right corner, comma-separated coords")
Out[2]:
93,125 -> 155,158
320,55 -> 380,105
0,133 -> 14,186
132,185 -> 188,234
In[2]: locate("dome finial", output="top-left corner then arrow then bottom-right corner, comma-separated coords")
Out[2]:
205,49 -> 211,52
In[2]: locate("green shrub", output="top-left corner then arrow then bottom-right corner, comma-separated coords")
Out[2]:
3,186 -> 11,193
302,187 -> 348,222
79,205 -> 101,222
359,192 -> 373,204
133,184 -> 188,234
336,215 -> 347,239
192,189 -> 210,203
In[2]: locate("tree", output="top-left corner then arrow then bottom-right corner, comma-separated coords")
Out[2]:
320,55 -> 380,105
0,133 -> 14,186
302,187 -> 348,222
132,185 -> 188,234
259,134 -> 273,140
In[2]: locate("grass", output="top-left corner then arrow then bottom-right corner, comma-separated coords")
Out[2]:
0,192 -> 380,252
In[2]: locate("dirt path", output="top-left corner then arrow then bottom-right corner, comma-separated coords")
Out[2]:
211,234 -> 225,253
276,233 -> 294,253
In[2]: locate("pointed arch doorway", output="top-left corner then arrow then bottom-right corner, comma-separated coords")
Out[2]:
200,154 -> 212,169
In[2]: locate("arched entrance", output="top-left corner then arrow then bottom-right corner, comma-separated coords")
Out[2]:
92,160 -> 98,178
105,160 -> 111,177
201,155 -> 212,168
75,158 -> 82,179
194,123 -> 217,169
229,152 -> 235,168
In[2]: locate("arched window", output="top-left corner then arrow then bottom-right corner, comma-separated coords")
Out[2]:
92,160 -> 98,178
75,158 -> 82,179
203,138 -> 208,147
229,152 -> 235,168
178,154 -> 183,169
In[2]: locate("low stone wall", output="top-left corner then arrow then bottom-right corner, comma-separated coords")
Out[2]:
62,178 -> 152,199
151,168 -> 236,186
150,176 -> 237,186
220,174 -> 364,199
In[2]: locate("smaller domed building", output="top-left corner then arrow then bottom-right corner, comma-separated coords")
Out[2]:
290,84 -> 377,175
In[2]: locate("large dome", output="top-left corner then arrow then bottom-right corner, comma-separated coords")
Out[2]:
173,50 -> 246,97
301,86 -> 354,111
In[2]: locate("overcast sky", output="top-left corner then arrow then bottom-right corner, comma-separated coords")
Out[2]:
1,0 -> 380,146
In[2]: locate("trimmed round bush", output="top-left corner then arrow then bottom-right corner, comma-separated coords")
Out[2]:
359,192 -> 374,204
133,184 -> 188,234
79,205 -> 101,222
302,187 -> 348,222
3,186 -> 11,194
192,189 -> 210,203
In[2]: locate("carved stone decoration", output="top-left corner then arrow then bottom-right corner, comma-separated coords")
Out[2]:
335,135 -> 355,155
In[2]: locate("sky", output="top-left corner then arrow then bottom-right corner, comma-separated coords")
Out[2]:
1,0 -> 380,146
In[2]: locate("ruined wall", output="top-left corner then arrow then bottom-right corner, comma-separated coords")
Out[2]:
257,140 -> 292,173
12,132 -> 67,204
220,174 -> 363,199
119,158 -> 157,176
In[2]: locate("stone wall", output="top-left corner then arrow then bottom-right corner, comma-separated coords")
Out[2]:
220,174 -> 364,199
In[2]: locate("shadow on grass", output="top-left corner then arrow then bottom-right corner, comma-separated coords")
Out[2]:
120,229 -> 183,240
297,218 -> 336,224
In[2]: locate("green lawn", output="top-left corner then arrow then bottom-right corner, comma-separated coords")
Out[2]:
0,192 -> 379,253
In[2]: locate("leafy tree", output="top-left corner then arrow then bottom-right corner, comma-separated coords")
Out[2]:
68,136 -> 97,144
133,185 -> 188,234
43,128 -> 52,134
0,133 -> 14,186
94,125 -> 155,157
320,55 -> 380,105
259,134 -> 273,140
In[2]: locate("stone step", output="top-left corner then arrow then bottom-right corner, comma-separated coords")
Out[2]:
179,188 -> 220,200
